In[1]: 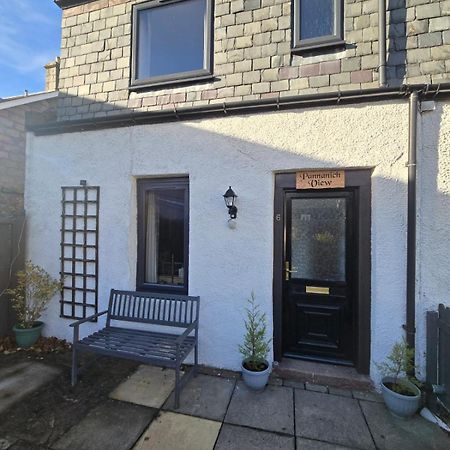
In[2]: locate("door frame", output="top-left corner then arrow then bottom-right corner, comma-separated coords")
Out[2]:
273,169 -> 372,374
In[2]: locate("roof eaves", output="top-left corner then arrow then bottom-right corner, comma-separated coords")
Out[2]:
54,0 -> 96,8
0,91 -> 59,111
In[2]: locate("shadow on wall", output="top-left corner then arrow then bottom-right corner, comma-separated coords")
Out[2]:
25,91 -> 449,381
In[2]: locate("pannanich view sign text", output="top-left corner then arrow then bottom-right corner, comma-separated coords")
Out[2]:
296,170 -> 345,189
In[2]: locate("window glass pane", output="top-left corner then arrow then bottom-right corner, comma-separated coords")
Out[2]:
145,188 -> 186,287
137,0 -> 206,79
300,0 -> 335,40
291,197 -> 346,282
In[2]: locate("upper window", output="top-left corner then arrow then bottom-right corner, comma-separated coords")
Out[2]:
131,0 -> 213,88
293,0 -> 344,52
137,178 -> 189,294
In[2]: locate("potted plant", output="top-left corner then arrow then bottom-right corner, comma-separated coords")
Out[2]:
5,261 -> 61,348
377,339 -> 422,418
239,292 -> 271,390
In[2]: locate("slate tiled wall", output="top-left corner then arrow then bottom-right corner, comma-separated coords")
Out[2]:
57,0 -> 450,119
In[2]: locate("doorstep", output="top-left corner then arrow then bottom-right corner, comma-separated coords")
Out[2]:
274,358 -> 373,391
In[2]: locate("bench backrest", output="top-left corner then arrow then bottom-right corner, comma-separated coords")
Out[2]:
106,289 -> 200,328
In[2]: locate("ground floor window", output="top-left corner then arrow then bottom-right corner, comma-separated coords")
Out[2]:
137,177 -> 189,294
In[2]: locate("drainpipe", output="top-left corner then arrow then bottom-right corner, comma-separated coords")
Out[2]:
378,0 -> 387,87
405,90 -> 419,350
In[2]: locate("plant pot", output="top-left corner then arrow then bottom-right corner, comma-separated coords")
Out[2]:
241,360 -> 271,390
381,376 -> 421,419
12,321 -> 44,348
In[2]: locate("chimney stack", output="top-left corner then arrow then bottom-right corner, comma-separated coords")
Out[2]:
44,57 -> 60,92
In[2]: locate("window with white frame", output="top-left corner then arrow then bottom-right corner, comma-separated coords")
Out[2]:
293,0 -> 344,52
131,0 -> 213,88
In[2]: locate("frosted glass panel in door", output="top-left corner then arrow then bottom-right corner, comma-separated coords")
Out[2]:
291,197 -> 346,282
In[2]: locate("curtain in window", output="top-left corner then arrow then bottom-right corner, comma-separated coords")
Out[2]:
146,192 -> 158,283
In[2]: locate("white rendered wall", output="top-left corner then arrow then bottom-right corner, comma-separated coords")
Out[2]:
415,102 -> 450,379
25,101 -> 449,383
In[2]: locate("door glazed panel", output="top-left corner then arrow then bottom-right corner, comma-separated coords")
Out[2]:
290,197 -> 346,282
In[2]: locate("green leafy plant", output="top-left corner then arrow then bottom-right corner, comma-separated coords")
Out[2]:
376,339 -> 416,395
5,261 -> 61,329
239,292 -> 271,372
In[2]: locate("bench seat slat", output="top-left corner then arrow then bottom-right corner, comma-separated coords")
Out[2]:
77,327 -> 195,361
96,333 -> 191,350
81,332 -> 190,351
82,330 -> 194,353
79,341 -> 178,361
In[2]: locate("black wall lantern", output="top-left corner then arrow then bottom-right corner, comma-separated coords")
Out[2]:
223,186 -> 238,220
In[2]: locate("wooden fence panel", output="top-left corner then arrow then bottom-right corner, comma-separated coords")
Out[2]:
438,304 -> 450,410
0,215 -> 25,337
427,304 -> 450,411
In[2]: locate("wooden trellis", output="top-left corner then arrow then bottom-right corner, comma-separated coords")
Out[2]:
60,182 -> 99,319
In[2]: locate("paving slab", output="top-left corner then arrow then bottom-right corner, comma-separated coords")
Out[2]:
110,365 -> 177,408
296,437 -> 355,449
52,399 -> 156,450
133,411 -> 221,450
328,387 -> 353,398
163,374 -> 235,421
295,389 -> 375,449
225,381 -> 294,435
352,390 -> 383,403
0,362 -> 60,414
305,383 -> 328,393
215,424 -> 295,450
360,400 -> 450,450
284,379 -> 305,389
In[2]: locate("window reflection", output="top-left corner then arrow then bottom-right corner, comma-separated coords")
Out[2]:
300,0 -> 335,40
137,0 -> 206,80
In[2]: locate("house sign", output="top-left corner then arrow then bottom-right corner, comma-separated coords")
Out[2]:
296,170 -> 345,189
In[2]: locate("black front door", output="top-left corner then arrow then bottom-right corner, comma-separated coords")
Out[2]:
283,190 -> 356,365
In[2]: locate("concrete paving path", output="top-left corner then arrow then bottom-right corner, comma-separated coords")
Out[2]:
0,362 -> 60,415
1,358 -> 449,450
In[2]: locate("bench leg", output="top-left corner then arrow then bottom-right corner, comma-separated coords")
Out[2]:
71,347 -> 78,386
175,364 -> 181,409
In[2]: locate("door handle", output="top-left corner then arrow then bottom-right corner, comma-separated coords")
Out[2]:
284,261 -> 297,280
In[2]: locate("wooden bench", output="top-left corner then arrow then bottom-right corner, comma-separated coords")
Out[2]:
70,289 -> 200,408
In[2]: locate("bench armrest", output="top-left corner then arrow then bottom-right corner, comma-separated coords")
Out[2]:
176,321 -> 198,345
69,310 -> 108,328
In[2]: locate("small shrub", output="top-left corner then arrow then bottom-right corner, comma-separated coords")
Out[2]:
238,292 -> 271,372
376,339 -> 416,395
5,261 -> 61,329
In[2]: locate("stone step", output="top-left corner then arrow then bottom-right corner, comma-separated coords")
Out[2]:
274,358 -> 374,391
